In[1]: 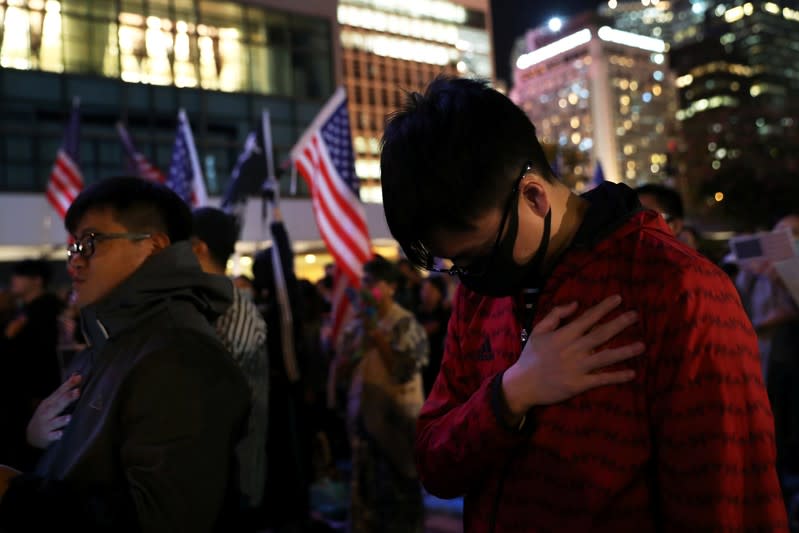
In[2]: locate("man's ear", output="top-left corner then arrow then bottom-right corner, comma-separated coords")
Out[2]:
150,232 -> 172,253
670,219 -> 684,237
519,177 -> 551,217
189,238 -> 207,257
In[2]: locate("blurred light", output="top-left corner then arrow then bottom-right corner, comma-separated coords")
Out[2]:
608,0 -> 618,8
597,26 -> 666,52
765,2 -> 780,14
548,17 -> 563,32
653,53 -> 665,64
570,117 -> 580,128
643,92 -> 653,102
517,29 -> 592,69
676,74 -> 694,88
715,192 -> 724,202
712,160 -> 721,170
305,254 -> 317,264
653,70 -> 664,81
571,132 -> 582,144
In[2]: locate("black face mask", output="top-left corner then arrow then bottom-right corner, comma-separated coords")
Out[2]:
458,205 -> 553,298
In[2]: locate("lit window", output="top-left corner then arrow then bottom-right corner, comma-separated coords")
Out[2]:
1,3 -> 32,69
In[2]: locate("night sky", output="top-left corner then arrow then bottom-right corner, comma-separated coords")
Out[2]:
491,0 -> 606,85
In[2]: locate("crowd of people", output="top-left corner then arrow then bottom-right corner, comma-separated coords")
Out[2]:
0,76 -> 796,533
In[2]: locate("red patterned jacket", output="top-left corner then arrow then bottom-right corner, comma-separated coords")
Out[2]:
416,183 -> 788,532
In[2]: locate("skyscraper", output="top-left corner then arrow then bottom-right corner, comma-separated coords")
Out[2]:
668,1 -> 799,212
600,0 -> 710,48
337,0 -> 493,202
510,13 -> 679,188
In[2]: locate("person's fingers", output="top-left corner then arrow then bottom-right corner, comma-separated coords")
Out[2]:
582,343 -> 645,372
579,369 -> 637,391
574,311 -> 639,353
48,414 -> 72,432
45,387 -> 80,418
531,302 -> 578,334
47,430 -> 64,442
49,373 -> 82,399
560,295 -> 623,338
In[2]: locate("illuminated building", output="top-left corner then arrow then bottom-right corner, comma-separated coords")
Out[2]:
510,13 -> 679,188
599,0 -> 710,49
337,0 -> 492,202
0,0 -> 396,277
668,1 -> 799,207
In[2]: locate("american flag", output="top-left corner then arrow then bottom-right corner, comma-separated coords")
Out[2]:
46,98 -> 84,219
291,88 -> 371,341
167,109 -> 207,207
116,122 -> 166,183
224,111 -> 302,383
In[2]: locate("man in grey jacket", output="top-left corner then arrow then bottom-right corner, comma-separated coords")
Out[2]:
0,176 -> 250,532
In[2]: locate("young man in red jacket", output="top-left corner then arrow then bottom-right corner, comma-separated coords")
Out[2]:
379,77 -> 787,532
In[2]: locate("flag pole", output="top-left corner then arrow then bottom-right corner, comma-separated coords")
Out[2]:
262,110 -> 276,182
179,109 -> 208,206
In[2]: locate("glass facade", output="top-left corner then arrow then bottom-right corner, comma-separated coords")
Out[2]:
0,0 -> 335,194
338,0 -> 492,202
0,0 -> 332,98
669,1 -> 799,207
511,24 -> 678,188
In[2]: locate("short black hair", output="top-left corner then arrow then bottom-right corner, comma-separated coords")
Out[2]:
363,256 -> 399,285
380,76 -> 555,269
12,259 -> 51,286
65,176 -> 192,243
635,184 -> 685,220
192,207 -> 238,270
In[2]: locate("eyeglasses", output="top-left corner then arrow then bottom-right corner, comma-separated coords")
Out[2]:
67,232 -> 152,260
428,161 -> 530,278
